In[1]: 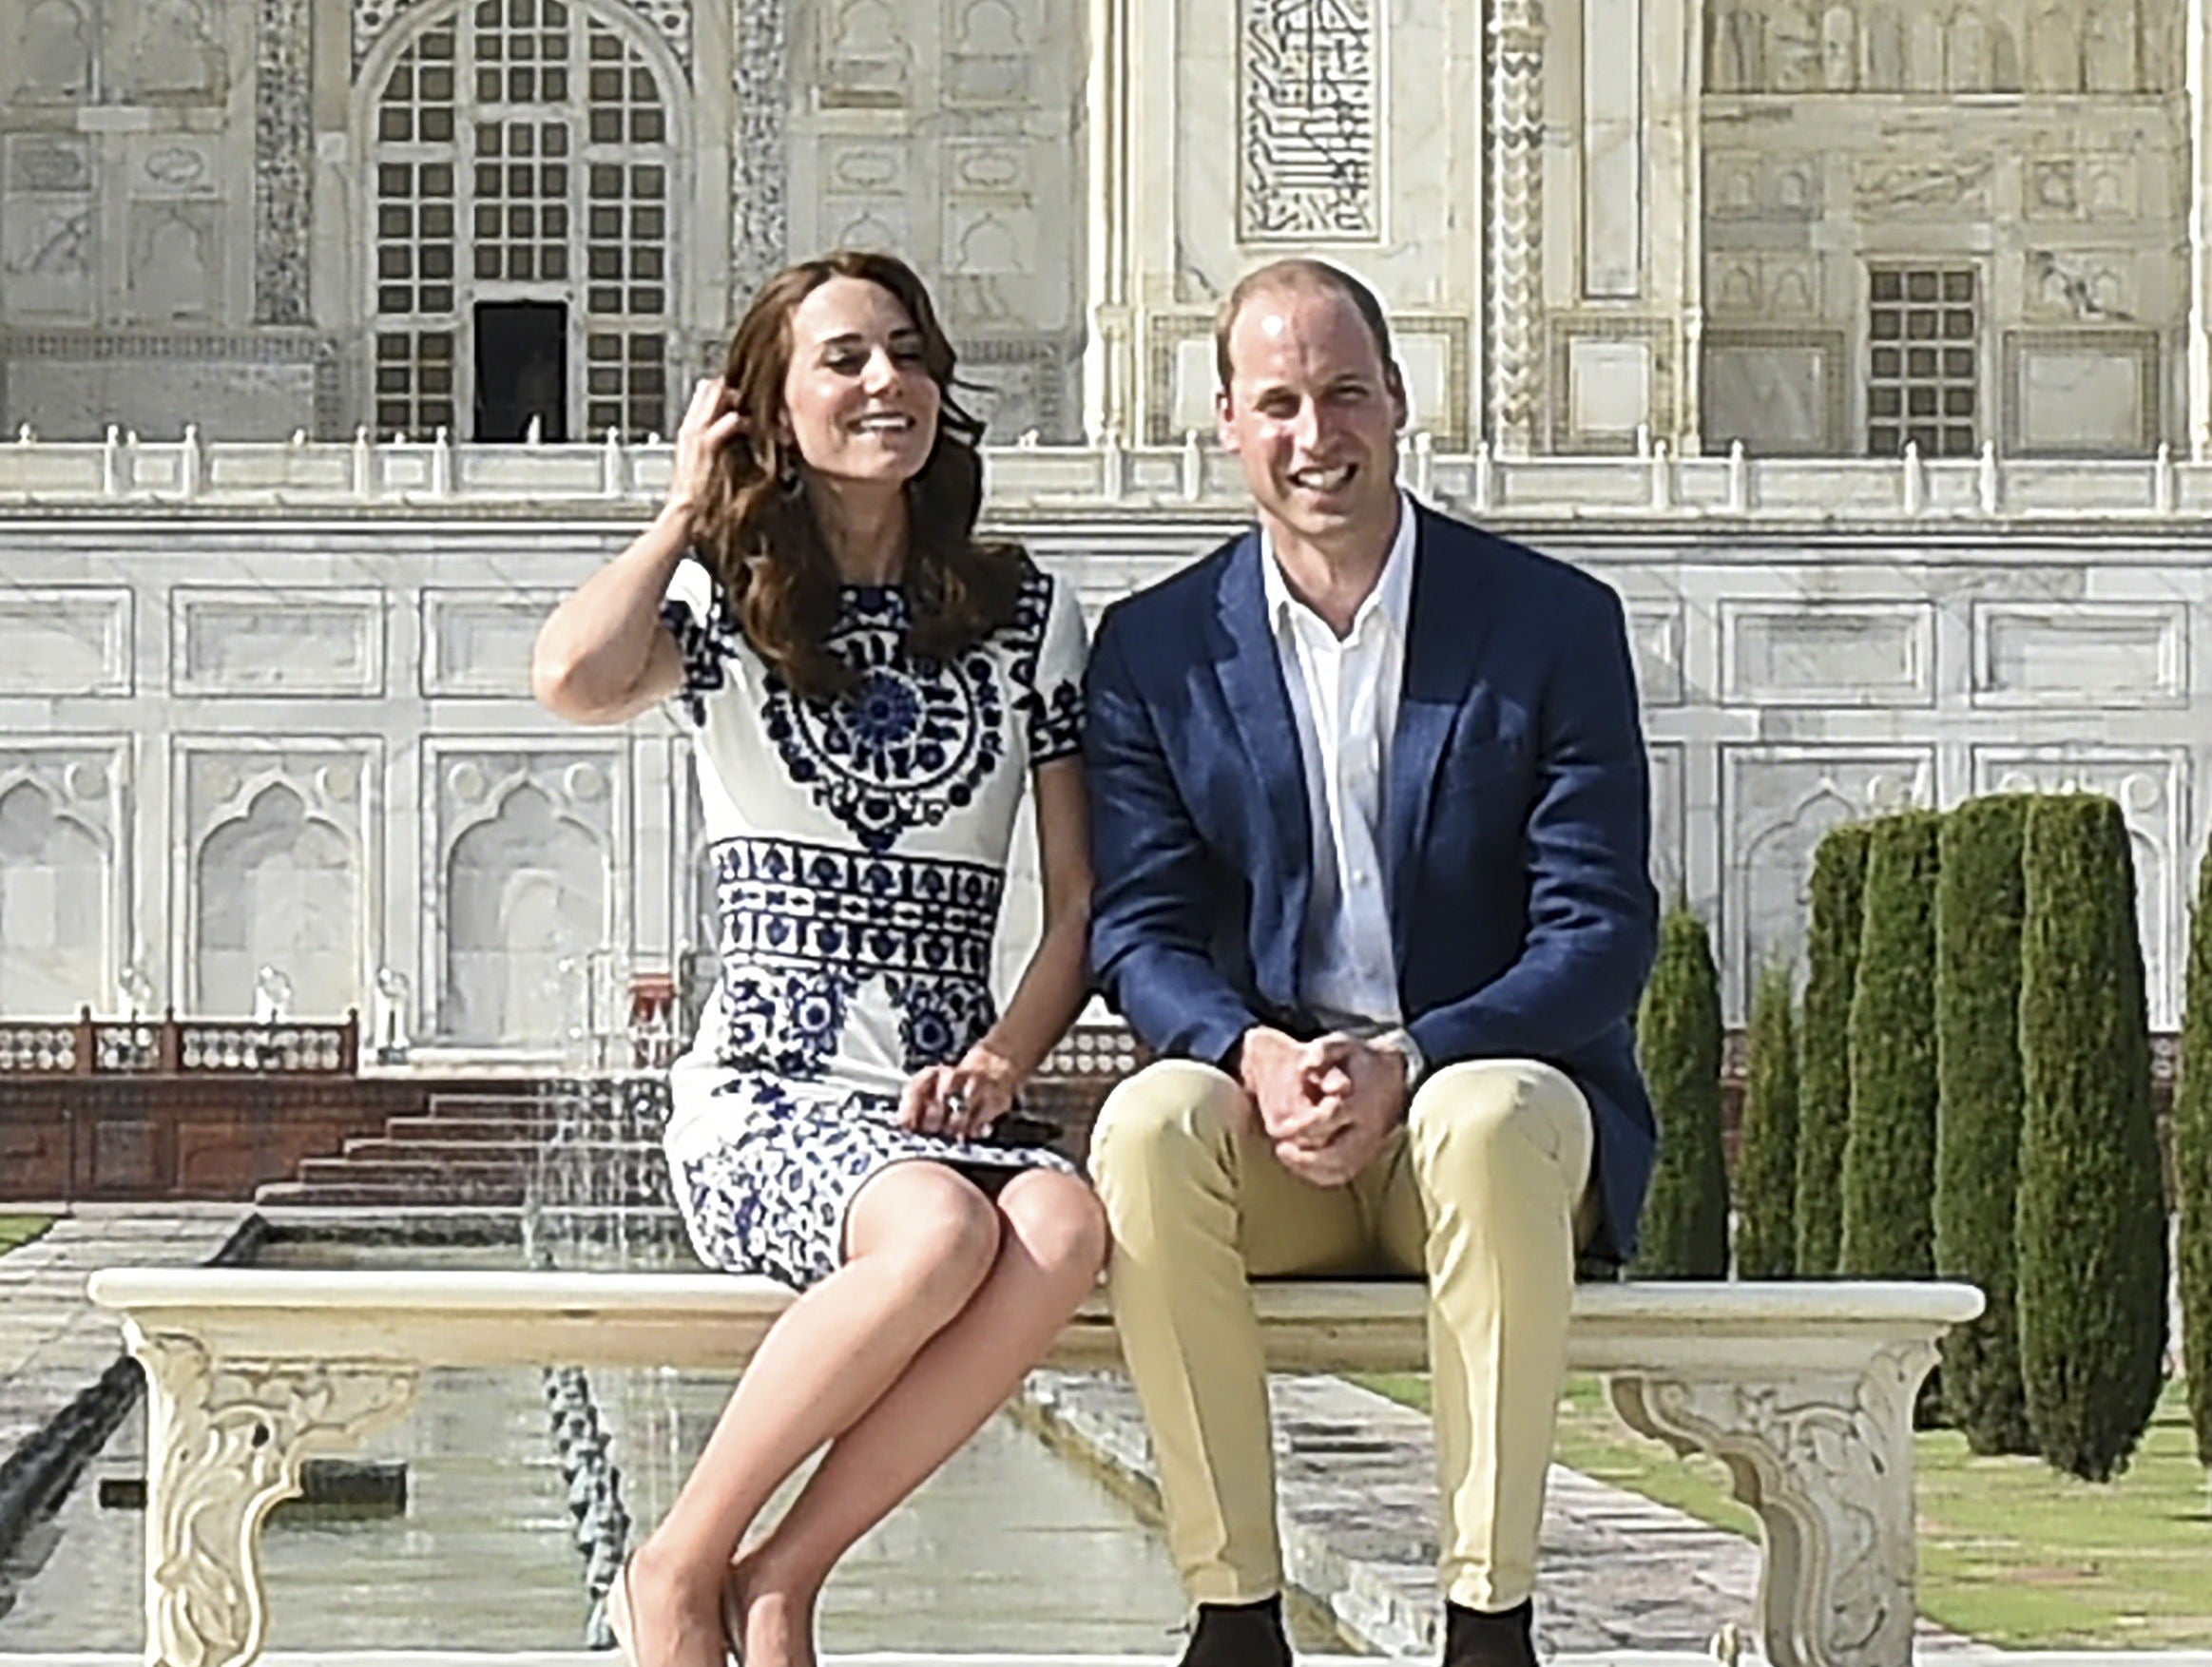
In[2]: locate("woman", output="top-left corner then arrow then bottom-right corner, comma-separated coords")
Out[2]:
531,251 -> 1105,1667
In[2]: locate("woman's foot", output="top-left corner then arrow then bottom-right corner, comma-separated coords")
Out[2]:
618,1542 -> 743,1667
726,1551 -> 820,1667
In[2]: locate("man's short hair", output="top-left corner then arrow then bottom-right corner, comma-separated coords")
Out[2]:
1213,259 -> 1401,396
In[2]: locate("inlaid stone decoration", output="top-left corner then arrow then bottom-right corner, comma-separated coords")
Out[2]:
354,0 -> 693,66
107,0 -> 225,100
127,204 -> 223,323
257,0 -> 312,323
0,746 -> 123,1017
5,0 -> 95,102
731,0 -> 788,297
1240,0 -> 1380,241
1,136 -> 97,321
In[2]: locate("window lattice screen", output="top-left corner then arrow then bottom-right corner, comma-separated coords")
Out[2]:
1867,265 -> 1978,459
372,0 -> 674,440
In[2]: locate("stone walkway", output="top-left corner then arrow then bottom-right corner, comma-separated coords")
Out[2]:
1021,1371 -> 1972,1660
0,1207 -> 255,1469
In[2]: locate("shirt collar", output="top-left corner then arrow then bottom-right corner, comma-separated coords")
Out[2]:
1260,490 -> 1417,645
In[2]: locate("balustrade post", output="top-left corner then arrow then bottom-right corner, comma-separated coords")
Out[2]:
159,1008 -> 182,1075
601,429 -> 626,498
74,1006 -> 96,1078
181,425 -> 204,500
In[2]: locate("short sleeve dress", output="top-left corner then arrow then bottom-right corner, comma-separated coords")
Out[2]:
657,551 -> 1087,1291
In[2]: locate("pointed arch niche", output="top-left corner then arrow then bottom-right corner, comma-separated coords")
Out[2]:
192,783 -> 362,1017
436,756 -> 616,1045
0,773 -> 111,1015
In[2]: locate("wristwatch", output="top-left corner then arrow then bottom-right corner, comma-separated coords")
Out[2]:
1372,1026 -> 1427,1091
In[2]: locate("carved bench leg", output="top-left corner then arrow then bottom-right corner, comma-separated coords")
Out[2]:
126,1328 -> 421,1667
1606,1339 -> 1938,1667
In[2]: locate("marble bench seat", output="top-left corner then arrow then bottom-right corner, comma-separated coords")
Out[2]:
87,1269 -> 1981,1667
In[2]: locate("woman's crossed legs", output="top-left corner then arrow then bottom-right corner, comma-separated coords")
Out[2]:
623,1159 -> 1108,1667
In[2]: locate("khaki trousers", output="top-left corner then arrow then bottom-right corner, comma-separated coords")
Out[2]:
1087,1057 -> 1595,1613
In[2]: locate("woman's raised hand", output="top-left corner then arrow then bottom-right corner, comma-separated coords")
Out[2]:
667,377 -> 743,521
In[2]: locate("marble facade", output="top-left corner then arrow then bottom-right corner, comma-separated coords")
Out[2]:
0,0 -> 2203,457
2,445 -> 2209,1044
4,1 -> 2211,1050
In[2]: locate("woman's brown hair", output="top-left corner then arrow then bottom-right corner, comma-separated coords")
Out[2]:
688,250 -> 1023,699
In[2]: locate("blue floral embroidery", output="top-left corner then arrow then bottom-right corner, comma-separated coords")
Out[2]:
674,1083 -> 1075,1290
1028,679 -> 1084,761
887,975 -> 998,1070
1005,569 -> 1084,762
761,587 -> 1007,852
659,589 -> 743,727
708,837 -> 1002,1074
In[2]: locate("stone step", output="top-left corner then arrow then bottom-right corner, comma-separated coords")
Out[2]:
258,1169 -> 676,1207
254,1178 -> 533,1207
379,1116 -> 553,1143
299,1152 -> 664,1187
338,1135 -> 659,1165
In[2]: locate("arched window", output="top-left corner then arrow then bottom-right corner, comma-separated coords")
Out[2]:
369,0 -> 677,440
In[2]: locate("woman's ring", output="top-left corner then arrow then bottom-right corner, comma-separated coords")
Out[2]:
945,1090 -> 970,1118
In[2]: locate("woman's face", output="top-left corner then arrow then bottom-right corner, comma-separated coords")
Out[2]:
779,275 -> 942,488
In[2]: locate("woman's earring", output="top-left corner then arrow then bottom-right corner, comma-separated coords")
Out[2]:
776,450 -> 802,494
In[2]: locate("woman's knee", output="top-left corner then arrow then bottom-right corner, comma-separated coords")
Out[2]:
998,1170 -> 1109,1288
846,1164 -> 1003,1308
1087,1059 -> 1242,1187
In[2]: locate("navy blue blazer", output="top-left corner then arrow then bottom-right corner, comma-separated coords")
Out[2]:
1083,504 -> 1661,1263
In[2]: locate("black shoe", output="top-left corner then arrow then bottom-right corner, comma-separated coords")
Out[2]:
1179,1594 -> 1293,1667
1443,1600 -> 1537,1667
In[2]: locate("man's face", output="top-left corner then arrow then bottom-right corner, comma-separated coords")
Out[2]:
1216,283 -> 1407,550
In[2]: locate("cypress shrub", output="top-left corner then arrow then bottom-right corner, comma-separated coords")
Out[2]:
1797,823 -> 1871,1275
1632,904 -> 1729,1279
1841,810 -> 1943,1280
2017,794 -> 2166,1482
1734,963 -> 1798,1278
1933,794 -> 2035,1453
2170,836 -> 2212,1467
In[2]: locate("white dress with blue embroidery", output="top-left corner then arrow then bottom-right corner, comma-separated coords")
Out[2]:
657,552 -> 1086,1290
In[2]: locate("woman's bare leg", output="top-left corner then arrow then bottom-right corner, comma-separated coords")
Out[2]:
623,1162 -> 1005,1667
729,1168 -> 1108,1667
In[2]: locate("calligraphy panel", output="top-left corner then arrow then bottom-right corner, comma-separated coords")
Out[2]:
1239,0 -> 1379,242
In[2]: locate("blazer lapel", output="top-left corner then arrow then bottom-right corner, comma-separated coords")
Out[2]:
1387,513 -> 1493,953
1216,535 -> 1311,999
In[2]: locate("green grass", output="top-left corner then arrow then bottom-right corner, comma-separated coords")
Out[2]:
0,1215 -> 54,1255
1353,1372 -> 2212,1648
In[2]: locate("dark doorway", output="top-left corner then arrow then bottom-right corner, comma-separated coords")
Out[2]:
474,301 -> 567,442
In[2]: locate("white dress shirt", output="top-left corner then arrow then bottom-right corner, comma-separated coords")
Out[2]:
1260,492 -> 1417,1034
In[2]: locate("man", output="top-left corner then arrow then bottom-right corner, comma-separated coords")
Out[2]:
1082,259 -> 1659,1667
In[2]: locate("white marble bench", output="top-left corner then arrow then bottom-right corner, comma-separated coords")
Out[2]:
87,1269 -> 1980,1667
